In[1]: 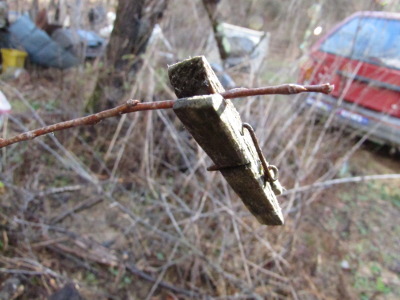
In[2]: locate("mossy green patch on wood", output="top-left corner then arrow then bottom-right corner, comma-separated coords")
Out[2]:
168,56 -> 225,98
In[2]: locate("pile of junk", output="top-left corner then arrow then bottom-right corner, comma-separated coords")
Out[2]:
0,2 -> 107,128
0,3 -> 106,72
0,2 -> 271,125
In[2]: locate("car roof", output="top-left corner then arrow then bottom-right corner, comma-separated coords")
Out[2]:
311,11 -> 400,52
351,10 -> 400,20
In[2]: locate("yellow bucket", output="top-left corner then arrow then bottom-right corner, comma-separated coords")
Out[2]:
1,48 -> 28,72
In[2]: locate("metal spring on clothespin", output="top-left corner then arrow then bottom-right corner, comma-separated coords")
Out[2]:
241,123 -> 284,196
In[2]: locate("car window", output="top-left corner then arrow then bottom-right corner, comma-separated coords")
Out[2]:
320,16 -> 400,69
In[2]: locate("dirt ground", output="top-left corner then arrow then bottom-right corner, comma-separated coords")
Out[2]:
291,144 -> 400,300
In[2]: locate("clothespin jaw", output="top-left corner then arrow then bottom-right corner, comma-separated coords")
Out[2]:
168,56 -> 284,225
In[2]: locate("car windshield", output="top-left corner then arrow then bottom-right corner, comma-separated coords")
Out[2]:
321,15 -> 400,70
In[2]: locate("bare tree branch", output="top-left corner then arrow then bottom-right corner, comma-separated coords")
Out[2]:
283,174 -> 400,195
221,83 -> 333,98
0,83 -> 333,149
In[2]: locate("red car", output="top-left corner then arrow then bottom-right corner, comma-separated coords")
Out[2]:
299,11 -> 400,146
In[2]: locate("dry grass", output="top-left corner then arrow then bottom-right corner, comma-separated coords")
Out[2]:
1,0 -> 400,299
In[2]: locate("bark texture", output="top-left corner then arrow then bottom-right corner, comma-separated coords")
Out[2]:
88,0 -> 168,112
202,0 -> 229,61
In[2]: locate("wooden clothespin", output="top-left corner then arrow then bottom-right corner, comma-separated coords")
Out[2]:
168,56 -> 284,225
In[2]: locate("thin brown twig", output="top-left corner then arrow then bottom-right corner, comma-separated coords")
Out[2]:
36,185 -> 82,197
0,99 -> 174,148
49,197 -> 104,225
220,83 -> 334,98
125,263 -> 203,298
0,83 -> 333,149
42,235 -> 205,298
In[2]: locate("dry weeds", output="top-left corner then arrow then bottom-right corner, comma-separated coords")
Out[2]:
1,0 -> 399,299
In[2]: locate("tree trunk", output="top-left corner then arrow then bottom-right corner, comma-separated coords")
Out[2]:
202,0 -> 228,61
70,0 -> 82,29
87,0 -> 168,112
30,0 -> 39,21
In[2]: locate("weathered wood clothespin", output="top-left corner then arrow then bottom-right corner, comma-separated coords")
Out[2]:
168,56 -> 284,225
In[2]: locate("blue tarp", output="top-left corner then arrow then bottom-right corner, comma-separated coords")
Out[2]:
51,28 -> 105,58
9,15 -> 80,69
